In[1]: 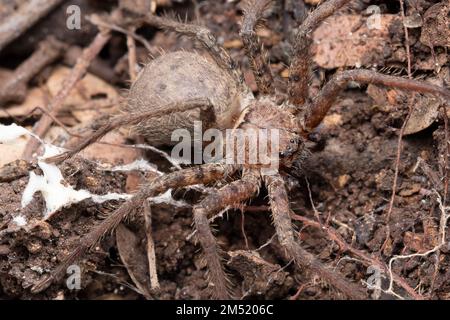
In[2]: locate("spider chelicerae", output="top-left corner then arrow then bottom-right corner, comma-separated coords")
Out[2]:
33,0 -> 450,299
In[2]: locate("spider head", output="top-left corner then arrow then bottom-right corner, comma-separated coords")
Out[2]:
278,132 -> 306,168
240,98 -> 307,169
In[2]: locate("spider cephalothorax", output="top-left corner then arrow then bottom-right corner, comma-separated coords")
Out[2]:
235,97 -> 305,168
33,0 -> 450,299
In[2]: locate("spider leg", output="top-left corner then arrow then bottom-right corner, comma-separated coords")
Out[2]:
144,14 -> 247,92
303,69 -> 450,132
31,163 -> 237,293
46,97 -> 211,164
263,173 -> 367,299
287,0 -> 351,109
283,0 -> 307,27
239,0 -> 274,94
193,169 -> 261,299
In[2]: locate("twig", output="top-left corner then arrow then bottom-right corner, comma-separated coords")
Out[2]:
381,106 -> 413,253
255,233 -> 276,252
143,200 -> 160,291
22,31 -> 112,159
0,0 -> 63,51
86,15 -> 153,52
430,106 -> 449,294
289,284 -> 306,300
91,270 -> 149,297
241,210 -> 249,249
305,176 -> 322,224
399,0 -> 412,78
382,0 -> 415,253
63,47 -> 119,84
386,192 -> 449,298
441,106 -> 449,203
126,28 -> 138,82
0,37 -> 65,106
289,211 -> 423,299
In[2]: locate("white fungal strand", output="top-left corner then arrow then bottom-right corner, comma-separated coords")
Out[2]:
102,159 -> 159,173
21,169 -> 92,219
0,123 -> 132,220
1,123 -> 187,221
0,123 -> 42,144
148,189 -> 189,208
12,215 -> 28,227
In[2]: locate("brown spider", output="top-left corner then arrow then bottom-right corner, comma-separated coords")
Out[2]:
32,0 -> 449,299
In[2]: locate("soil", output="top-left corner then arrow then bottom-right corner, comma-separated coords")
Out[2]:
0,0 -> 449,300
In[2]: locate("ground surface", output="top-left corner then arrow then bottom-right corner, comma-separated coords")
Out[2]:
0,0 -> 449,300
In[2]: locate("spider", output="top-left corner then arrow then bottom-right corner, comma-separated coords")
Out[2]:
32,0 -> 449,299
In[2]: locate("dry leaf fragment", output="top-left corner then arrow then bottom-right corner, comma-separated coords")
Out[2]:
46,66 -> 118,123
116,223 -> 153,299
228,250 -> 291,298
367,84 -> 443,135
313,14 -> 401,69
420,2 -> 450,48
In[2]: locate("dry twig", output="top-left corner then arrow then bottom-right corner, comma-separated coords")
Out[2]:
0,37 -> 65,106
0,0 -> 63,51
289,211 -> 423,299
143,200 -> 160,290
382,0 -> 416,253
22,31 -> 112,159
386,192 -> 449,299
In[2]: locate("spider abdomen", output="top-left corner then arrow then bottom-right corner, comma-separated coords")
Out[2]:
126,51 -> 246,146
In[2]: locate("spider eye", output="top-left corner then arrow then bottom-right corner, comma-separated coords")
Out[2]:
290,138 -> 296,144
